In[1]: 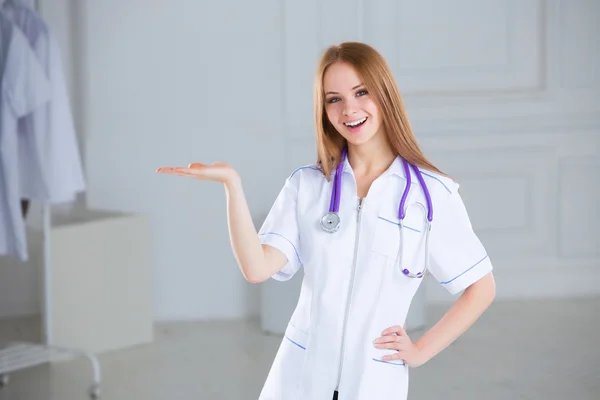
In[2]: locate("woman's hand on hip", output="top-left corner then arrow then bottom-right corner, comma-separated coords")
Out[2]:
373,325 -> 428,368
156,162 -> 239,185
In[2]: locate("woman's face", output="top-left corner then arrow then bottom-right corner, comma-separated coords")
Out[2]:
323,62 -> 382,146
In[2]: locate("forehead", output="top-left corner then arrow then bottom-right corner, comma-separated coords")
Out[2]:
323,62 -> 362,91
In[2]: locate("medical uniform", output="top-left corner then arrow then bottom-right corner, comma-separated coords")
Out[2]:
258,155 -> 493,399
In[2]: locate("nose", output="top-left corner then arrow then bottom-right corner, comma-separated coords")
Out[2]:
342,97 -> 359,116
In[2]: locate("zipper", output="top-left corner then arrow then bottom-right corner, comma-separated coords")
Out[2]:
335,197 -> 364,390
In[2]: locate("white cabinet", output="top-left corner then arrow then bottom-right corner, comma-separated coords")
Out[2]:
43,210 -> 154,354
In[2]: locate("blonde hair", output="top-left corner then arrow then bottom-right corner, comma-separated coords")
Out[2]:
314,42 -> 447,180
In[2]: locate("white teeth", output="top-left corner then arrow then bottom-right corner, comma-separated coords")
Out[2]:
344,117 -> 367,127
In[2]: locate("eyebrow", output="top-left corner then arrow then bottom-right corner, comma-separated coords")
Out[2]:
325,83 -> 364,95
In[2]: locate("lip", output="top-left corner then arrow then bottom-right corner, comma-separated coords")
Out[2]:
342,116 -> 368,134
343,117 -> 368,127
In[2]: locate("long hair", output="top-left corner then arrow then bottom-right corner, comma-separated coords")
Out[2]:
314,42 -> 447,180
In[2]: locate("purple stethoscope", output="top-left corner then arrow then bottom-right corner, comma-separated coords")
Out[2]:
320,147 -> 434,278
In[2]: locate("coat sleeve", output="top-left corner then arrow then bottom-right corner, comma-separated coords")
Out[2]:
427,187 -> 493,294
5,27 -> 51,118
258,172 -> 303,281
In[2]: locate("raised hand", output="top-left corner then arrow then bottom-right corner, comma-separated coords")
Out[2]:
156,162 -> 239,185
373,325 -> 427,368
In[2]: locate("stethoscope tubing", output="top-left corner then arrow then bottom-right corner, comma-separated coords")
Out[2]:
321,147 -> 434,278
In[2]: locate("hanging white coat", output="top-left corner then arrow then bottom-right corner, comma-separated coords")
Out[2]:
3,0 -> 86,204
0,11 -> 51,260
257,156 -> 493,400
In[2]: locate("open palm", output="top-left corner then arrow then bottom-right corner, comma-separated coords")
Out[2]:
156,162 -> 238,184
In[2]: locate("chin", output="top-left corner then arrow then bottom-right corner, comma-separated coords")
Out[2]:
340,130 -> 378,146
345,137 -> 370,146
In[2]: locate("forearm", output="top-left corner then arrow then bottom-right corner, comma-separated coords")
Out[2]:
415,273 -> 496,363
223,177 -> 268,282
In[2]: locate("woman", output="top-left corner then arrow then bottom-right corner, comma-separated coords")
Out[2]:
157,42 -> 496,400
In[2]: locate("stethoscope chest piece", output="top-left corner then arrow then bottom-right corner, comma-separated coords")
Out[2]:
321,212 -> 341,233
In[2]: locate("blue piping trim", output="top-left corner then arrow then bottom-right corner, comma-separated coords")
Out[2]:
372,358 -> 405,366
440,255 -> 489,285
290,165 -> 321,179
285,335 -> 306,350
259,232 -> 301,264
377,216 -> 420,232
419,171 -> 451,193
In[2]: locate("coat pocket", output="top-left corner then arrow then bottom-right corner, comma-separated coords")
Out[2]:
259,323 -> 309,400
371,201 -> 428,272
284,322 -> 308,352
357,342 -> 409,399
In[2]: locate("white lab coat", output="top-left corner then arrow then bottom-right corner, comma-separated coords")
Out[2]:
2,0 -> 86,203
258,155 -> 493,399
0,12 -> 51,260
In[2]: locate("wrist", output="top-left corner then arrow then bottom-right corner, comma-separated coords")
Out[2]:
224,172 -> 242,190
414,339 -> 433,365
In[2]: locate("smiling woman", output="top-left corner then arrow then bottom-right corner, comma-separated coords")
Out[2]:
157,41 -> 496,400
313,42 -> 447,182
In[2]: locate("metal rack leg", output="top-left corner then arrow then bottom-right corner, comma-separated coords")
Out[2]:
0,342 -> 102,398
59,346 -> 102,399
82,350 -> 102,398
0,373 -> 9,387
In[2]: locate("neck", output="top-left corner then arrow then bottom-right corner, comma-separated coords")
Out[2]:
346,136 -> 396,178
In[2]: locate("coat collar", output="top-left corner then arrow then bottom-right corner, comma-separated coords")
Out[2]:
341,154 -> 411,181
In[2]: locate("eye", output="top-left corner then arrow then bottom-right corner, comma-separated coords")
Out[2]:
356,89 -> 368,97
326,97 -> 341,104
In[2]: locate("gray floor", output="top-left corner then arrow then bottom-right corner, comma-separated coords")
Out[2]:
0,297 -> 598,399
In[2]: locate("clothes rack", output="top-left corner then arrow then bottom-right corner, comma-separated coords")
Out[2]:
0,0 -> 101,398
0,206 -> 102,399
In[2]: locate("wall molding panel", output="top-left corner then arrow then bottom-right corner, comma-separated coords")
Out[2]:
365,0 -> 545,96
281,0 -> 600,307
429,146 -> 559,259
557,155 -> 600,259
283,0 -> 599,141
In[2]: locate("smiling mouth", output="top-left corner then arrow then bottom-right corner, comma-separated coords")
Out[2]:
344,117 -> 367,128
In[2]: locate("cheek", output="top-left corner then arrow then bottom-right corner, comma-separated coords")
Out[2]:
365,102 -> 380,122
325,105 -> 342,124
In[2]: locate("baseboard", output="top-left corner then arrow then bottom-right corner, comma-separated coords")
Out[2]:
424,261 -> 600,304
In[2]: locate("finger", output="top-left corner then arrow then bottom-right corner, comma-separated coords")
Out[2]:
375,335 -> 410,345
374,342 -> 401,352
374,335 -> 402,344
382,325 -> 407,336
157,166 -> 189,173
188,163 -> 205,169
374,339 -> 411,354
382,352 -> 406,361
157,167 -> 198,177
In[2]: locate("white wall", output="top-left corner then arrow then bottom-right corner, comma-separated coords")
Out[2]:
81,0 -> 286,321
2,0 -> 598,320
